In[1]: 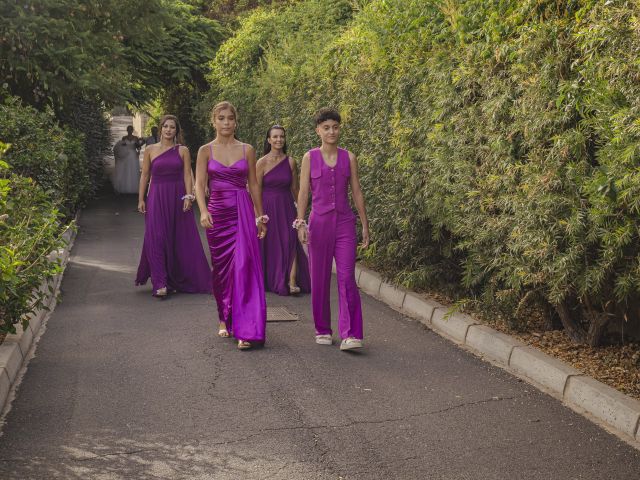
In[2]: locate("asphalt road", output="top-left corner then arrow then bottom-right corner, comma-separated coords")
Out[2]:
1,192 -> 639,479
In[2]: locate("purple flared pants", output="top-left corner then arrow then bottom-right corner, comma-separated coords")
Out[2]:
308,210 -> 363,340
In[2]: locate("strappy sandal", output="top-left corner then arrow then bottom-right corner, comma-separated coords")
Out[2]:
154,287 -> 168,298
289,285 -> 301,294
218,323 -> 230,338
237,340 -> 251,350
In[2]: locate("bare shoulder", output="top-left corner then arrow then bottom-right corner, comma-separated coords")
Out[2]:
242,142 -> 256,154
197,143 -> 211,157
146,144 -> 159,154
346,150 -> 357,162
178,145 -> 190,155
301,151 -> 311,163
288,156 -> 296,169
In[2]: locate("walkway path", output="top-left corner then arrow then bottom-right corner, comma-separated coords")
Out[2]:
0,192 -> 639,479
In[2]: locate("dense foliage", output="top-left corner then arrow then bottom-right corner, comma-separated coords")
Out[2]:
1,0 -> 223,115
0,1 -> 224,331
0,97 -> 90,217
206,0 -> 640,345
0,146 -> 64,334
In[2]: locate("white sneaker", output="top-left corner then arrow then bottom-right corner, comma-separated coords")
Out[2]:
340,338 -> 363,350
315,334 -> 332,345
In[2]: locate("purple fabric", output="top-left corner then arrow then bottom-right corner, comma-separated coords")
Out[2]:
260,157 -> 311,296
310,148 -> 353,215
308,148 -> 363,340
136,147 -> 211,295
206,146 -> 266,342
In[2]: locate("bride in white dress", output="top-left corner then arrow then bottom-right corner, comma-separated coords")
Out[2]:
113,126 -> 142,194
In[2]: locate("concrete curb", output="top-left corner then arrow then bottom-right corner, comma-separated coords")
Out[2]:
0,222 -> 77,413
355,264 -> 640,448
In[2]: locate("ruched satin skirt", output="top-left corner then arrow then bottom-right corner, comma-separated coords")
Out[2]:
206,188 -> 266,342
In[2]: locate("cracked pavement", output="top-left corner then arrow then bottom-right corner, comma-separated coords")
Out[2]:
1,192 -> 639,479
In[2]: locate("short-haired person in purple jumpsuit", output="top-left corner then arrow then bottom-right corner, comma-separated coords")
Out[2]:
295,108 -> 370,350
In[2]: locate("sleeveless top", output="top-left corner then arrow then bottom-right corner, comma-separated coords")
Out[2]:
150,146 -> 183,184
262,157 -> 291,193
309,147 -> 353,216
208,144 -> 248,192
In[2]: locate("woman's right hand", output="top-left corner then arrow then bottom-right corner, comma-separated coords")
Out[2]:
297,226 -> 308,245
138,200 -> 146,214
200,211 -> 213,229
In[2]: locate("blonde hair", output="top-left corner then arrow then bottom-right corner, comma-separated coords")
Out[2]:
210,101 -> 238,123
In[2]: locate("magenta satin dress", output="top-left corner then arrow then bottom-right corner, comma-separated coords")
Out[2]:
136,147 -> 211,295
261,157 -> 311,296
206,144 -> 266,342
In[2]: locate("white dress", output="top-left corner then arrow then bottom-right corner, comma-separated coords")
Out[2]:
113,138 -> 141,194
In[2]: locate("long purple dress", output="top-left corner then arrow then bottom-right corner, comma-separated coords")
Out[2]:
261,157 -> 311,295
136,146 -> 211,295
206,144 -> 266,342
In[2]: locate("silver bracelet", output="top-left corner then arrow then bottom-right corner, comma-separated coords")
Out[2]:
181,194 -> 195,201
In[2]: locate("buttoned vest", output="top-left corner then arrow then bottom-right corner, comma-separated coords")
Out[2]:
309,147 -> 353,216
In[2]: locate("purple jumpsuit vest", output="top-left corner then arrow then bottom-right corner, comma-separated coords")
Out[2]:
307,147 -> 363,340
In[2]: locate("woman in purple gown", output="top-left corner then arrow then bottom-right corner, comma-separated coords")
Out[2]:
257,125 -> 311,296
195,101 -> 267,350
136,115 -> 211,297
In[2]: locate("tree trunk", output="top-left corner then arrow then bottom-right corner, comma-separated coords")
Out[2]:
586,312 -> 608,347
583,295 -> 611,347
555,299 -> 587,344
543,299 -> 563,331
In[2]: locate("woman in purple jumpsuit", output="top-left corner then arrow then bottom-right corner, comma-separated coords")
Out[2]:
136,115 -> 211,297
195,102 -> 267,350
295,108 -> 370,351
257,125 -> 311,296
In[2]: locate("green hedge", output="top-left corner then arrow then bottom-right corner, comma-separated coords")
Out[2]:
205,0 -> 640,345
0,97 -> 88,333
0,96 -> 91,217
0,148 -> 64,334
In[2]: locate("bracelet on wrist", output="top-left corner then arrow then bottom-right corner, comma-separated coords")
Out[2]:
292,218 -> 307,230
255,214 -> 270,226
181,194 -> 195,201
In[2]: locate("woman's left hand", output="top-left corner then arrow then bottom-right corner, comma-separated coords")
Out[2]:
360,226 -> 370,249
257,222 -> 267,239
183,198 -> 192,212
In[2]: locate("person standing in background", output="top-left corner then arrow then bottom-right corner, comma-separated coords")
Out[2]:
145,126 -> 160,146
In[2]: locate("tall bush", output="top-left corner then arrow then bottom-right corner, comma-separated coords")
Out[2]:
0,96 -> 90,216
59,96 -> 112,197
207,0 -> 640,345
0,147 -> 64,334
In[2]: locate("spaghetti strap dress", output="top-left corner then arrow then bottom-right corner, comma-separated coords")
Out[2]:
206,144 -> 266,342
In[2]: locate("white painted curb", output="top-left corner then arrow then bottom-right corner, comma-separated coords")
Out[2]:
354,264 -> 640,448
0,223 -> 76,413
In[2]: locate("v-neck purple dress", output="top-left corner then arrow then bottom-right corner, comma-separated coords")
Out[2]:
205,144 -> 266,342
261,157 -> 311,295
135,146 -> 211,295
